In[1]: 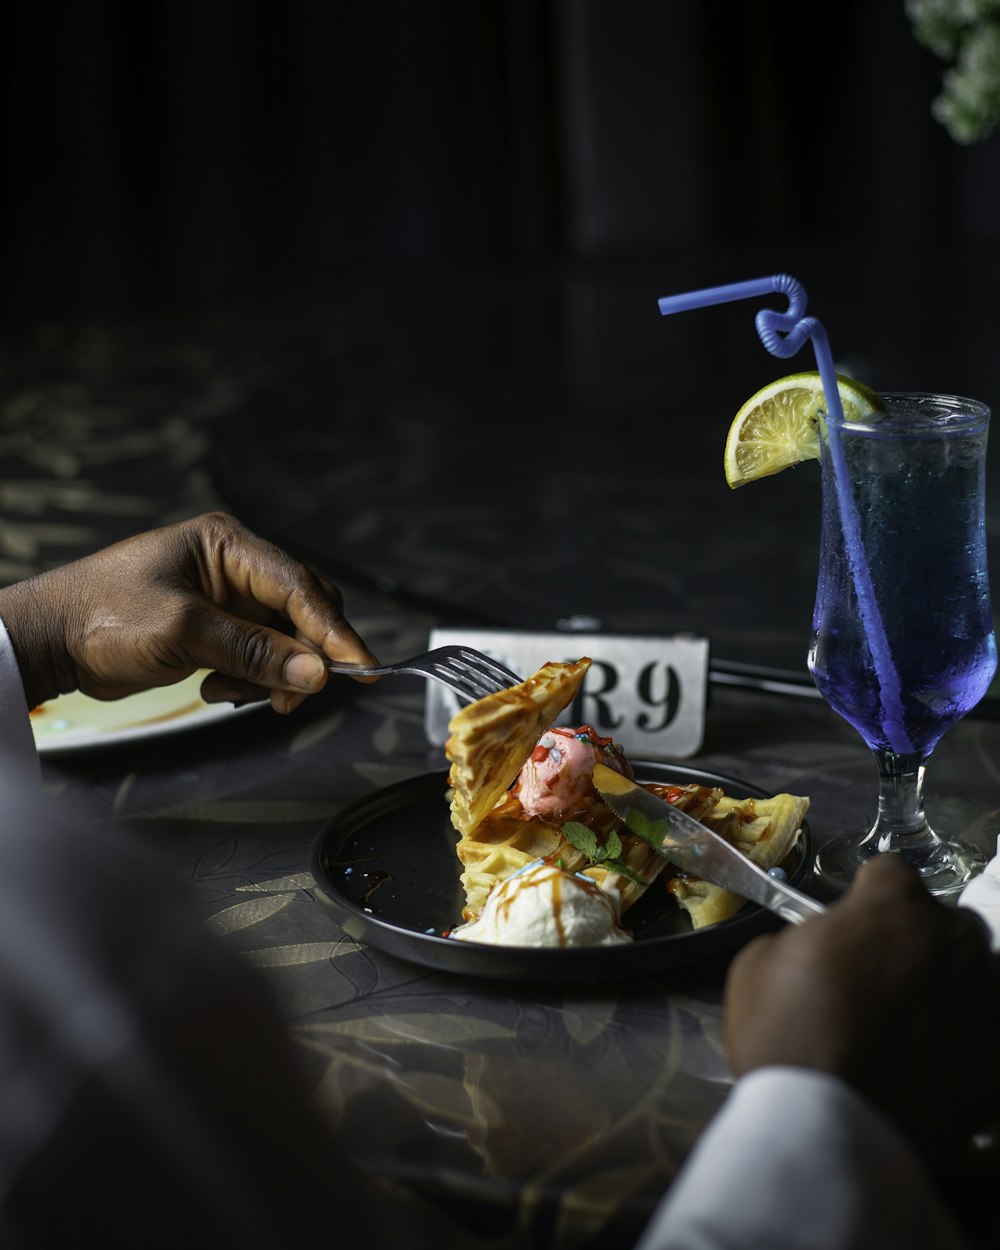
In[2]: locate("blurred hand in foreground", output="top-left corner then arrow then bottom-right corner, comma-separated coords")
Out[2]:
724,854 -> 1000,1164
0,511 -> 379,714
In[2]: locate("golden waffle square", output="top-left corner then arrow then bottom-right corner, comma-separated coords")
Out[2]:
445,658 -> 591,836
666,791 -> 809,927
454,795 -> 589,922
445,658 -> 591,922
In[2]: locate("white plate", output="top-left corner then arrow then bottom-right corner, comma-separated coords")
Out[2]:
30,670 -> 260,753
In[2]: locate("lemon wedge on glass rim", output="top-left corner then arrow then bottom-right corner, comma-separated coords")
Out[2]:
724,371 -> 885,489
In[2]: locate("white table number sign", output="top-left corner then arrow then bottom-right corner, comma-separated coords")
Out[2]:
424,628 -> 709,759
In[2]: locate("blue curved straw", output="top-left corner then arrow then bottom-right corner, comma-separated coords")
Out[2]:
657,275 -> 913,753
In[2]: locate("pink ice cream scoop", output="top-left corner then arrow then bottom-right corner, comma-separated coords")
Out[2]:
512,725 -> 634,820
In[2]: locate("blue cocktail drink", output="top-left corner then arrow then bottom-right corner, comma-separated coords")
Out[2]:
656,274 -> 996,895
810,393 -> 996,894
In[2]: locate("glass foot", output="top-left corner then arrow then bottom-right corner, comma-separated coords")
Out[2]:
814,829 -> 988,899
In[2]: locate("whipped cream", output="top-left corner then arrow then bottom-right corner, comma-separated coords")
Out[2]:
449,860 -> 633,948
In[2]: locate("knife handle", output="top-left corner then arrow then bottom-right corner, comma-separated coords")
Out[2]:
767,874 -> 827,925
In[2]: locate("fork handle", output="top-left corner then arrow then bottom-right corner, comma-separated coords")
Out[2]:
327,661 -> 387,676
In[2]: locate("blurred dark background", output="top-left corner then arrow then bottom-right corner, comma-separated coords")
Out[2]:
5,0 -> 1000,682
3,0 -> 998,330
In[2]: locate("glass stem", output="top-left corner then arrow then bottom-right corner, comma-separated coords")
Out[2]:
870,749 -> 932,853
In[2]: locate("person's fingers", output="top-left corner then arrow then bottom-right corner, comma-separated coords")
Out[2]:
725,930 -> 779,988
270,689 -> 308,715
181,603 -> 329,700
722,848 -> 1000,1161
202,517 -> 379,667
200,674 -> 312,716
199,673 -> 269,707
290,621 -> 379,686
722,934 -> 775,1023
844,855 -> 987,965
0,512 -> 384,709
849,852 -> 929,902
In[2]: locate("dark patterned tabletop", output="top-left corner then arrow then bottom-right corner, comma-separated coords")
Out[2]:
4,266 -> 1000,1246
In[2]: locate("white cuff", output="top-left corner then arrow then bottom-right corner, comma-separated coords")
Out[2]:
959,839 -> 1000,950
635,1066 -> 969,1250
0,614 -> 41,784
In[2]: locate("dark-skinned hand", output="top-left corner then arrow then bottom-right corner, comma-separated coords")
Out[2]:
724,853 -> 1000,1165
0,511 -> 379,715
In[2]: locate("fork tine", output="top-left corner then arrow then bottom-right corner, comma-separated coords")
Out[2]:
443,653 -> 507,681
429,658 -> 501,697
328,646 -> 523,702
437,654 -> 519,697
427,663 -> 495,703
452,647 -> 523,687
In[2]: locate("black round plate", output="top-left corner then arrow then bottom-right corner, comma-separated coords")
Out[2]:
310,761 -> 815,982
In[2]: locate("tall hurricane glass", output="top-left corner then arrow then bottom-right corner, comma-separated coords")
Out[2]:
810,393 -> 996,897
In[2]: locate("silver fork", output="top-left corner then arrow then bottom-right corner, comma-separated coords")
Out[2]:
327,645 -> 523,703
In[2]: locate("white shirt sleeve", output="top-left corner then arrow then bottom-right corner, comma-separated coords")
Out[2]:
634,1066 -> 970,1250
959,839 -> 1000,950
0,614 -> 41,783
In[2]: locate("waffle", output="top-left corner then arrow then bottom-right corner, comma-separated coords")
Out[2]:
445,658 -> 591,920
585,784 -> 809,929
445,656 -> 809,930
583,782 -> 723,910
445,658 -> 591,836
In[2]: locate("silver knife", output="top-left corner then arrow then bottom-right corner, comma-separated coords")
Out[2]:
591,763 -> 826,926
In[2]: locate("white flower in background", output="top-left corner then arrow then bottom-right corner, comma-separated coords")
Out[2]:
907,0 -> 1000,141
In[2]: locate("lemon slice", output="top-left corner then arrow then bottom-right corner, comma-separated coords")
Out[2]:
724,372 -> 884,488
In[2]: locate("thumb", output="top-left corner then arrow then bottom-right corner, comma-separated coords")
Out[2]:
191,610 -> 329,701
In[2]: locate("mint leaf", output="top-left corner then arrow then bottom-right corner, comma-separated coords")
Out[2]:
621,808 -> 669,849
563,821 -> 651,887
562,821 -> 648,887
562,821 -> 599,861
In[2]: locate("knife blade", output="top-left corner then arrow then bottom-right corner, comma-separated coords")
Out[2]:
591,763 -> 826,926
